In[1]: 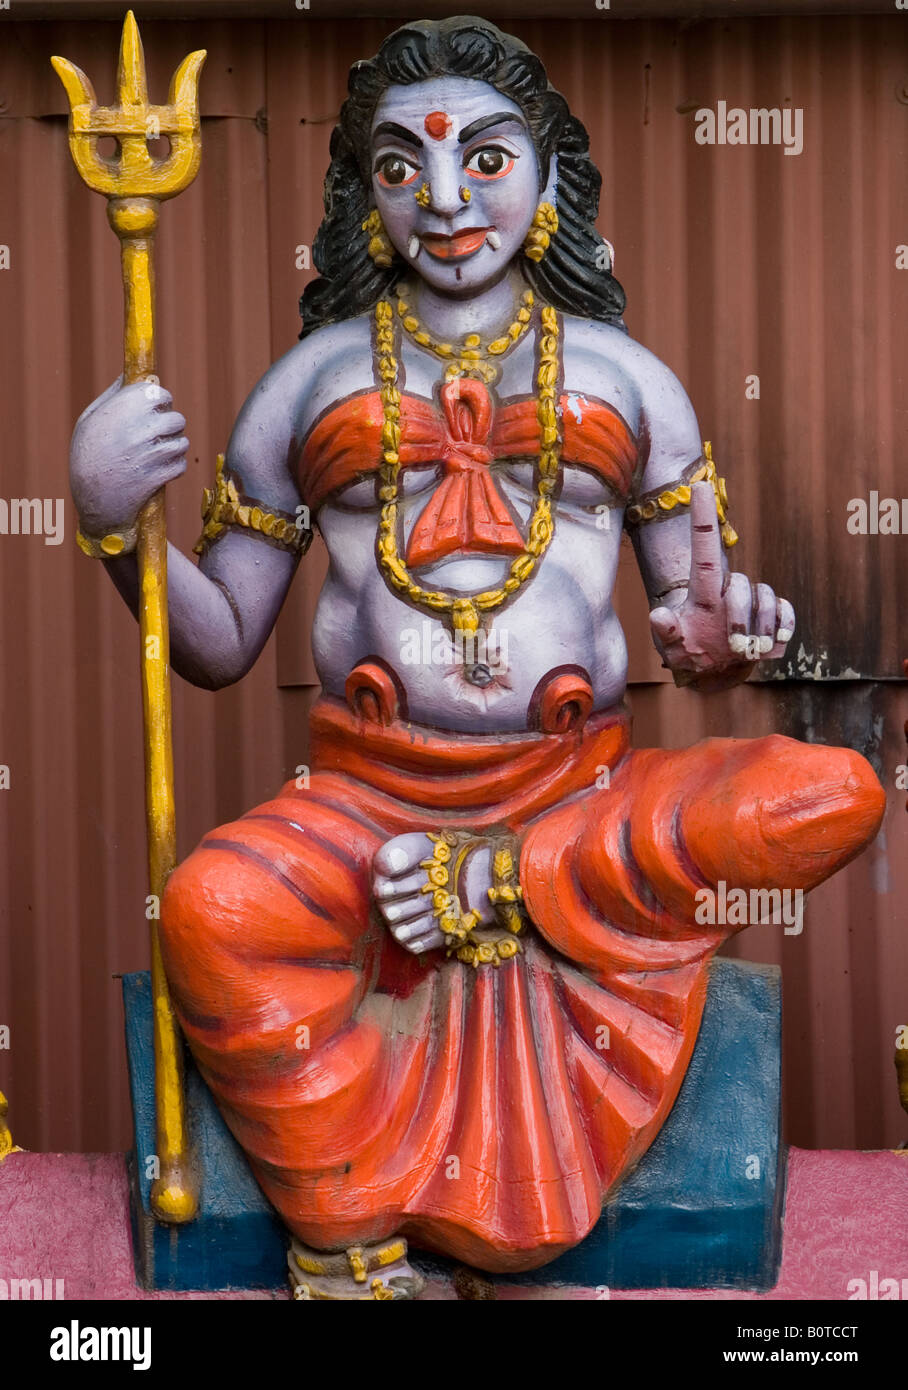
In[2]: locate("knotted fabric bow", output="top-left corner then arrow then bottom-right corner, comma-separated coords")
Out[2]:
405,379 -> 526,568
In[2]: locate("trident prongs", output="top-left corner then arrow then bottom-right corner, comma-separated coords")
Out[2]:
51,10 -> 206,201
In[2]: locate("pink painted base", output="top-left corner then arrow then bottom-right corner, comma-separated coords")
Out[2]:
0,1148 -> 905,1300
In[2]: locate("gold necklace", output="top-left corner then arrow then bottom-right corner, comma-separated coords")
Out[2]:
396,286 -> 535,384
374,297 -> 561,635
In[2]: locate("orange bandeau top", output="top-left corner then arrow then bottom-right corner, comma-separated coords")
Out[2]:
296,388 -> 639,516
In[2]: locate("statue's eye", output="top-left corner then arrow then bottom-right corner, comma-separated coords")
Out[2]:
375,154 -> 420,187
464,145 -> 516,181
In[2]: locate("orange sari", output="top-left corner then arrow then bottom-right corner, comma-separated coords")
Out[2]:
160,697 -> 884,1272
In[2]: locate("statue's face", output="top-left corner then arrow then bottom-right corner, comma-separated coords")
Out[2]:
370,76 -> 542,296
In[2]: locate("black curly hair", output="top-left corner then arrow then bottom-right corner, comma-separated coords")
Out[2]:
299,15 -> 626,338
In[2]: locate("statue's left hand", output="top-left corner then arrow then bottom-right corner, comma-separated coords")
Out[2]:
648,481 -> 794,688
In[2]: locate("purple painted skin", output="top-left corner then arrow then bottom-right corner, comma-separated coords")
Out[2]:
69,77 -> 795,956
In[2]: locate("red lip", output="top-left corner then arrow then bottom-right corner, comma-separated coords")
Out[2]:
420,227 -> 490,260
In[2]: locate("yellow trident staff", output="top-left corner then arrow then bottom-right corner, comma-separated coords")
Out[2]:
52,12 -> 205,1224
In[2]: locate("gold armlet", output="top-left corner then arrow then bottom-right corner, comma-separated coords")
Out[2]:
625,441 -> 738,548
76,523 -> 138,558
194,453 -> 312,557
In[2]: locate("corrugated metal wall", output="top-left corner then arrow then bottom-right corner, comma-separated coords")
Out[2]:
0,10 -> 904,1155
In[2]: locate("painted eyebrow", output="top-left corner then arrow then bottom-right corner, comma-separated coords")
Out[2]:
458,113 -> 526,144
372,121 -> 423,148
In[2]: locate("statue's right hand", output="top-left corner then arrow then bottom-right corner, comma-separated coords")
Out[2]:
70,377 -> 189,536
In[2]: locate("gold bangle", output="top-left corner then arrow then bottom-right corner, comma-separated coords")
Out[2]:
194,453 -> 312,557
76,524 -> 138,558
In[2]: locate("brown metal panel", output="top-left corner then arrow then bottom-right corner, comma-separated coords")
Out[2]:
8,1 -> 899,20
2,18 -> 267,118
0,12 -> 904,1160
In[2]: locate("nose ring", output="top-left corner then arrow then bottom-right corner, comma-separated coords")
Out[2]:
459,186 -> 472,203
414,183 -> 431,208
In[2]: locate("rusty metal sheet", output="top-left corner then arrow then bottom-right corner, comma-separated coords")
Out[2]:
1,18 -> 267,118
8,1 -> 900,20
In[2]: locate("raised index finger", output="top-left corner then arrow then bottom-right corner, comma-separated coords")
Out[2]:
687,480 -> 725,608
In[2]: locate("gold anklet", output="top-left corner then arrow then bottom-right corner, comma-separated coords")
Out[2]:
419,830 -> 525,968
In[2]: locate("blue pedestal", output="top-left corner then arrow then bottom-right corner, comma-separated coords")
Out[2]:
123,956 -> 784,1292
123,972 -> 287,1292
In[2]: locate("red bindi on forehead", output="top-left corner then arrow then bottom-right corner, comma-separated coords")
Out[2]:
424,111 -> 452,141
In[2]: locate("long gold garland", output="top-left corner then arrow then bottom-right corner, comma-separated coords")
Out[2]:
374,298 -> 561,635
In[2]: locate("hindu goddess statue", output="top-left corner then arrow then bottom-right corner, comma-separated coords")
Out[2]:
69,17 -> 885,1298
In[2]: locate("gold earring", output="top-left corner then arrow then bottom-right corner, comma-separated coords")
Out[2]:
414,183 -> 431,208
523,201 -> 558,263
362,208 -> 394,268
459,186 -> 471,204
